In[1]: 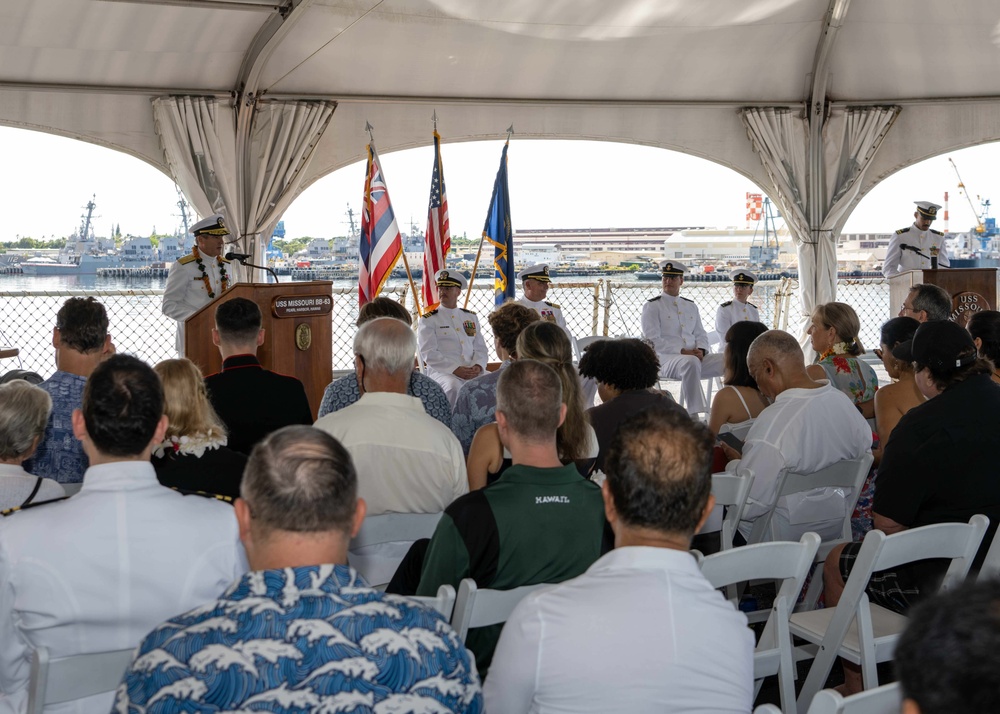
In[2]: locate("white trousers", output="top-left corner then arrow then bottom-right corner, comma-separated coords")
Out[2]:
426,368 -> 468,409
657,352 -> 725,415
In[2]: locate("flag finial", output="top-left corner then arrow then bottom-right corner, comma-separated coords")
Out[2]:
364,121 -> 374,143
432,111 -> 438,131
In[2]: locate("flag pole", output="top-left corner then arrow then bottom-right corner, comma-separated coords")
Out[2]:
465,125 -> 513,309
400,249 -> 423,315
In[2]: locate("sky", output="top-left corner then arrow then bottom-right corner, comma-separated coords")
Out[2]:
2,125 -> 1000,244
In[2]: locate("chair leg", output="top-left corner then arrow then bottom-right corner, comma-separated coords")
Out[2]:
795,641 -> 839,713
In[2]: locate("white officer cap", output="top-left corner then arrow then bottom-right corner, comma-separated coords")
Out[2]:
729,268 -> 757,285
434,269 -> 467,290
914,201 -> 941,220
517,264 -> 552,283
658,260 -> 687,276
191,214 -> 229,236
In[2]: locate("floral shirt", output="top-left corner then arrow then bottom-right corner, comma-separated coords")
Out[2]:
318,372 -> 451,427
451,361 -> 508,455
115,565 -> 483,713
818,354 -> 879,405
23,370 -> 87,484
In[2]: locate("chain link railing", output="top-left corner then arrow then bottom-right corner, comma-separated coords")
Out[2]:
0,278 -> 893,379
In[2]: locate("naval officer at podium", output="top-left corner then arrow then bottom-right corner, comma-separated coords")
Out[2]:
882,201 -> 950,278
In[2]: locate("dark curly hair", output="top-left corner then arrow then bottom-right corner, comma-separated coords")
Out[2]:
487,303 -> 539,357
578,338 -> 660,391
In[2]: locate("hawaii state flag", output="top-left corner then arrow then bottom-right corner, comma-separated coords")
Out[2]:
358,142 -> 403,306
421,131 -> 451,313
483,140 -> 514,306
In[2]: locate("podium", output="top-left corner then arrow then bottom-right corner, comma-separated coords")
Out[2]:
888,268 -> 999,325
183,282 -> 333,418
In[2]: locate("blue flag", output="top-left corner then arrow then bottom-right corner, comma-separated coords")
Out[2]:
483,141 -> 514,306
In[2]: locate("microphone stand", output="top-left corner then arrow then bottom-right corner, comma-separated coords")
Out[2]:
231,255 -> 280,283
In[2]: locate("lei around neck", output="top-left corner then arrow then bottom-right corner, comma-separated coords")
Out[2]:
192,245 -> 229,298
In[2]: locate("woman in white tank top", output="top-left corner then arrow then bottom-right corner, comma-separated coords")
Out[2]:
709,321 -> 770,437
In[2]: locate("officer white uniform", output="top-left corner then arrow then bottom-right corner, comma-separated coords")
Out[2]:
715,268 -> 761,338
882,201 -> 950,278
162,214 -> 235,355
641,260 -> 724,415
417,269 -> 488,408
516,264 -> 571,332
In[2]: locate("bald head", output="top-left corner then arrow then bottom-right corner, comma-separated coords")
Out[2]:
747,330 -> 811,398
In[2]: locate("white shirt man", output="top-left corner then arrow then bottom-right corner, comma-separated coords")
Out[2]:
715,268 -> 761,338
161,213 -> 236,354
417,269 -> 488,408
641,260 -> 724,415
882,201 -> 950,278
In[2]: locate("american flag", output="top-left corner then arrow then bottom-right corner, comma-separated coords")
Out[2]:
484,140 -> 514,306
421,130 -> 451,313
358,142 -> 402,307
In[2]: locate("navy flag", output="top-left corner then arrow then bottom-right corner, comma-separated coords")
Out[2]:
483,140 -> 514,307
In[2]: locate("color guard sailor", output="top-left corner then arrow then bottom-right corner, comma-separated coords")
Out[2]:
882,201 -> 950,278
641,260 -> 724,415
417,269 -> 488,408
162,213 -> 237,354
715,268 -> 761,338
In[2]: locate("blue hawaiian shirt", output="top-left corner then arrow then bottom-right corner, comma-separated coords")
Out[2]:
450,362 -> 507,455
23,370 -> 87,484
318,373 -> 452,427
115,564 -> 483,713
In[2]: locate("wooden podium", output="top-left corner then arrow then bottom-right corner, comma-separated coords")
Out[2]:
183,282 -> 333,418
889,268 -> 999,325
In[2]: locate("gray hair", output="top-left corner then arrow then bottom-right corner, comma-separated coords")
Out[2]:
241,426 -> 358,534
910,284 -> 952,321
353,316 -> 416,376
747,329 -> 805,371
0,380 -> 52,460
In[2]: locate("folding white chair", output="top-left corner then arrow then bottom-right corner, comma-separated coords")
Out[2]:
790,515 -> 988,711
700,533 -> 821,714
753,706 -> 782,714
450,578 -> 550,642
805,683 -> 901,714
702,473 -> 753,552
977,522 -> 1000,581
403,584 -> 457,619
27,646 -> 136,714
348,512 -> 443,589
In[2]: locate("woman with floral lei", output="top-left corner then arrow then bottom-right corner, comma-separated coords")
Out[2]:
806,301 -> 879,419
151,358 -> 245,501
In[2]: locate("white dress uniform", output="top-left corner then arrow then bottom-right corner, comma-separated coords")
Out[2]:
641,293 -> 724,415
417,305 -> 488,408
162,253 -> 234,355
882,224 -> 950,278
715,299 -> 760,338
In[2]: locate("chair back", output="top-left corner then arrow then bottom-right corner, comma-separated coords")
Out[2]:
450,578 -> 550,641
350,512 -> 443,549
978,523 -> 1000,581
27,646 -> 135,714
404,584 -> 457,619
747,454 -> 873,545
805,683 -> 901,714
872,514 -> 987,588
719,421 -> 754,441
709,473 -> 753,551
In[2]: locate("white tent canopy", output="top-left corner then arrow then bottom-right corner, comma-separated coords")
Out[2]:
4,0 -> 1000,328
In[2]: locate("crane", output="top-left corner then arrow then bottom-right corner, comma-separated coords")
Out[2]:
949,157 -> 998,253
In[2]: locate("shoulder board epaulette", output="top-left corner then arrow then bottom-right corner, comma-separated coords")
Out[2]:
930,229 -> 943,235
721,300 -> 733,307
178,254 -> 198,265
2,496 -> 69,517
647,295 -> 662,302
460,308 -> 475,314
169,486 -> 235,503
544,301 -> 560,309
421,309 -> 439,318
895,227 -> 909,234
680,296 -> 694,303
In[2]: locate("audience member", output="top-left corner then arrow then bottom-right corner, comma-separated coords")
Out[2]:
714,267 -> 760,337
895,579 -> 1000,714
317,297 -> 451,425
451,302 -> 539,454
205,297 -> 312,454
152,358 -> 246,500
900,283 -> 951,322
314,317 -> 467,517
485,407 -> 753,712
0,381 -> 65,512
0,355 -> 246,714
967,309 -> 1000,384
824,319 -> 1000,694
872,316 -> 923,465
417,270 -> 488,407
723,330 -> 872,541
641,260 -> 724,415
467,321 -> 597,489
708,321 -> 769,436
411,360 -> 605,675
24,297 -> 113,483
578,337 -> 686,473
116,425 -> 482,712
806,302 -> 879,418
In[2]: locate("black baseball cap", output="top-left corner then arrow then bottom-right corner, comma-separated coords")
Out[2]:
892,320 -> 977,372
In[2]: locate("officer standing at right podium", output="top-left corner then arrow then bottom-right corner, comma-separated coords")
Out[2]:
882,201 -> 950,278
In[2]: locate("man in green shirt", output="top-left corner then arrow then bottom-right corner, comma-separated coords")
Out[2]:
415,359 -> 605,674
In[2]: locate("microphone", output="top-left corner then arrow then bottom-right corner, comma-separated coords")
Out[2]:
899,243 -> 930,259
225,251 -> 252,262
224,252 -> 280,283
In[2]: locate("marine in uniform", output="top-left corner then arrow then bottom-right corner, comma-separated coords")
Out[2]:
162,213 -> 236,354
417,269 -> 488,408
640,260 -> 724,415
715,268 -> 761,338
882,201 -> 950,278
